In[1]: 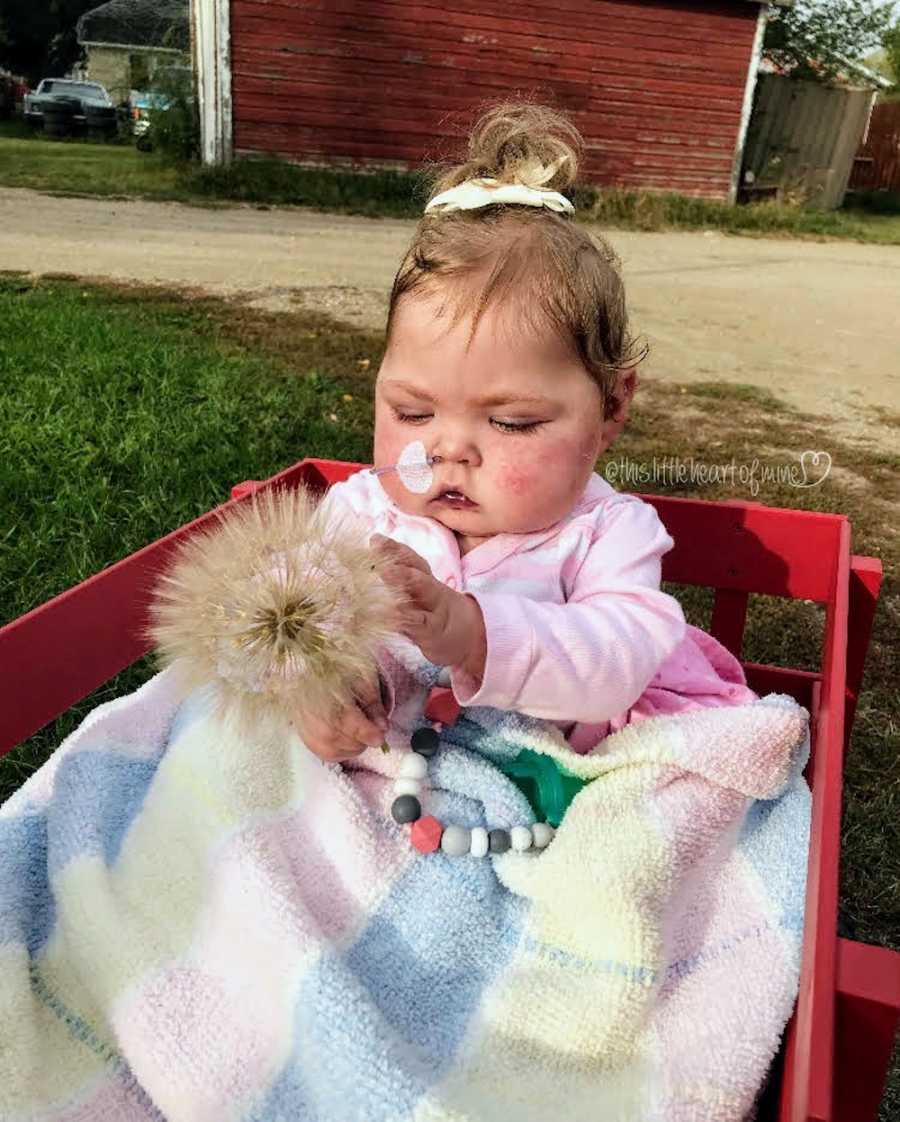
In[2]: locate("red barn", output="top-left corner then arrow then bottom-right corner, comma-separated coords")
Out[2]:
193,0 -> 776,202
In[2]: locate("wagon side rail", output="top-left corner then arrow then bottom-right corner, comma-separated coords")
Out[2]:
781,519 -> 850,1122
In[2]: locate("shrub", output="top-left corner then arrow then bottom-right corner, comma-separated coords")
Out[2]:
144,65 -> 199,162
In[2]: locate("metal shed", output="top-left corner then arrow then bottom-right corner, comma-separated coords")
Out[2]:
193,0 -> 775,203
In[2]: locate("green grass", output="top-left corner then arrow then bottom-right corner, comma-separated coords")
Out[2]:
0,117 -> 34,140
0,120 -> 432,213
2,122 -> 900,242
0,275 -> 379,630
685,381 -> 788,411
188,157 -> 435,218
575,183 -> 900,244
0,125 -> 184,199
0,277 -> 897,1115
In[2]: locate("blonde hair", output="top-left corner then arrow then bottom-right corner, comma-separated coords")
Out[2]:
385,99 -> 647,421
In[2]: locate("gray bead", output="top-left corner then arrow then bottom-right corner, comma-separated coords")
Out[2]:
391,795 -> 421,824
411,727 -> 440,757
488,829 -> 511,854
441,825 -> 470,857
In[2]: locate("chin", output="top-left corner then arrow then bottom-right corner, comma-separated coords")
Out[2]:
434,509 -> 485,533
434,509 -> 479,525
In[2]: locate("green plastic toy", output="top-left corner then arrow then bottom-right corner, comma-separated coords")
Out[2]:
496,748 -> 589,827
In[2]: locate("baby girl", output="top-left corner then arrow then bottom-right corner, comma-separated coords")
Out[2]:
290,100 -> 756,763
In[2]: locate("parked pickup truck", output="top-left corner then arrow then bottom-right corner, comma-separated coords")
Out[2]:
23,79 -> 113,128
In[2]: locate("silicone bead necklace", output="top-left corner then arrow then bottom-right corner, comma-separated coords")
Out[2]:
390,725 -> 556,857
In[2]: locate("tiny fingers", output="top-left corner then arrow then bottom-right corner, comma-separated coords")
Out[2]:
342,703 -> 387,749
291,707 -> 369,762
372,535 -> 432,575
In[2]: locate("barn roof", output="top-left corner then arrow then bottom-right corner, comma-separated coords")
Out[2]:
77,0 -> 189,51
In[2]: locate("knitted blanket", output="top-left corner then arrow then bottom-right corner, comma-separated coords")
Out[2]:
0,665 -> 810,1122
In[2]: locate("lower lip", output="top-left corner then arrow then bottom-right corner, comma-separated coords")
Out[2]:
432,494 -> 477,510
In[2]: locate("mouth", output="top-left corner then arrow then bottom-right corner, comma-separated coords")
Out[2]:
431,488 -> 478,510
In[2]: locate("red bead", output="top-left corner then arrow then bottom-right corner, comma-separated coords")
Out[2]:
411,816 -> 443,853
424,688 -> 460,726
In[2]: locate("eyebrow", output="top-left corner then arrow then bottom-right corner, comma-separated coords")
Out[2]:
381,379 -> 554,408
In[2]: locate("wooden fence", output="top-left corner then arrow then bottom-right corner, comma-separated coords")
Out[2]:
741,74 -> 875,210
848,100 -> 900,193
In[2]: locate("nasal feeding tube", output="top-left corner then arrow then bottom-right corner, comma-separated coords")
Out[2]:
368,440 -> 437,494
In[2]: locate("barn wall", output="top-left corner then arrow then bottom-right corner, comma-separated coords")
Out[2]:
228,0 -> 762,199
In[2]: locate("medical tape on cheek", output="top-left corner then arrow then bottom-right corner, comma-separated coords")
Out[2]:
395,440 -> 434,494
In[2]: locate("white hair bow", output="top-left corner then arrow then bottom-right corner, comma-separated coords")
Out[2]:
424,156 -> 574,216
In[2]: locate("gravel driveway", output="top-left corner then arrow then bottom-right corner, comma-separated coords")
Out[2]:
1,186 -> 897,450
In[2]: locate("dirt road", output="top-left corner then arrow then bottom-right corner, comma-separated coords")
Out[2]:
1,187 -> 897,447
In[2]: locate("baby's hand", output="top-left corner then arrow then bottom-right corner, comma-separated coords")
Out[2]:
289,672 -> 388,762
371,535 -> 487,681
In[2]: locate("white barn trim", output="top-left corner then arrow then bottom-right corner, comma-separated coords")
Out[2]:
191,0 -> 232,166
729,3 -> 769,204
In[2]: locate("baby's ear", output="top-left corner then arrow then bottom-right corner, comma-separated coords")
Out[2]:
598,368 -> 637,453
618,366 -> 638,408
607,366 -> 637,424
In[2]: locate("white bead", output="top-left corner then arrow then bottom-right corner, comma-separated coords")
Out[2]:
532,823 -> 555,849
470,827 -> 489,858
394,777 -> 422,798
399,753 -> 428,780
510,826 -> 533,852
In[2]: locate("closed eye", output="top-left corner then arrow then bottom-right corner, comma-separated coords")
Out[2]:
393,410 -> 545,434
491,419 -> 544,434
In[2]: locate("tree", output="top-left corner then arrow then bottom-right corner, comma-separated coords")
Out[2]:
764,0 -> 897,84
883,22 -> 900,89
0,0 -> 99,84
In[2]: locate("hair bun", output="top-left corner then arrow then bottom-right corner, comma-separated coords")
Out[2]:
430,100 -> 582,200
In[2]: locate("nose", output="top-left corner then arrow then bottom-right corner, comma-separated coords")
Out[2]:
431,423 -> 481,468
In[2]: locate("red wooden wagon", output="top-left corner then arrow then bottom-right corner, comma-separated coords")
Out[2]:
2,456 -> 899,1122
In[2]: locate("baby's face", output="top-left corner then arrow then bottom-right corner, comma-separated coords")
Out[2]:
373,290 -> 615,554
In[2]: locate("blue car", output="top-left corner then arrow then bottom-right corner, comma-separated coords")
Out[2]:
129,66 -> 192,149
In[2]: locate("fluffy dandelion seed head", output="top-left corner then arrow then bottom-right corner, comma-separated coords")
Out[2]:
145,484 -> 398,737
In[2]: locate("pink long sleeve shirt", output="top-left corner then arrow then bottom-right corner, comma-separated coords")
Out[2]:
321,468 -> 757,754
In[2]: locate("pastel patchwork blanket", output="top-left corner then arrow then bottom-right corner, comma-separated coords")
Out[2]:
0,664 -> 810,1122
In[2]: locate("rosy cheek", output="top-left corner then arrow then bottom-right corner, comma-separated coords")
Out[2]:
496,435 -> 573,494
496,461 -> 538,496
497,435 -> 594,495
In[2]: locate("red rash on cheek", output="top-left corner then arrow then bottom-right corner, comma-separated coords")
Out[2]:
497,461 -> 537,496
498,435 -> 597,493
497,436 -> 578,495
